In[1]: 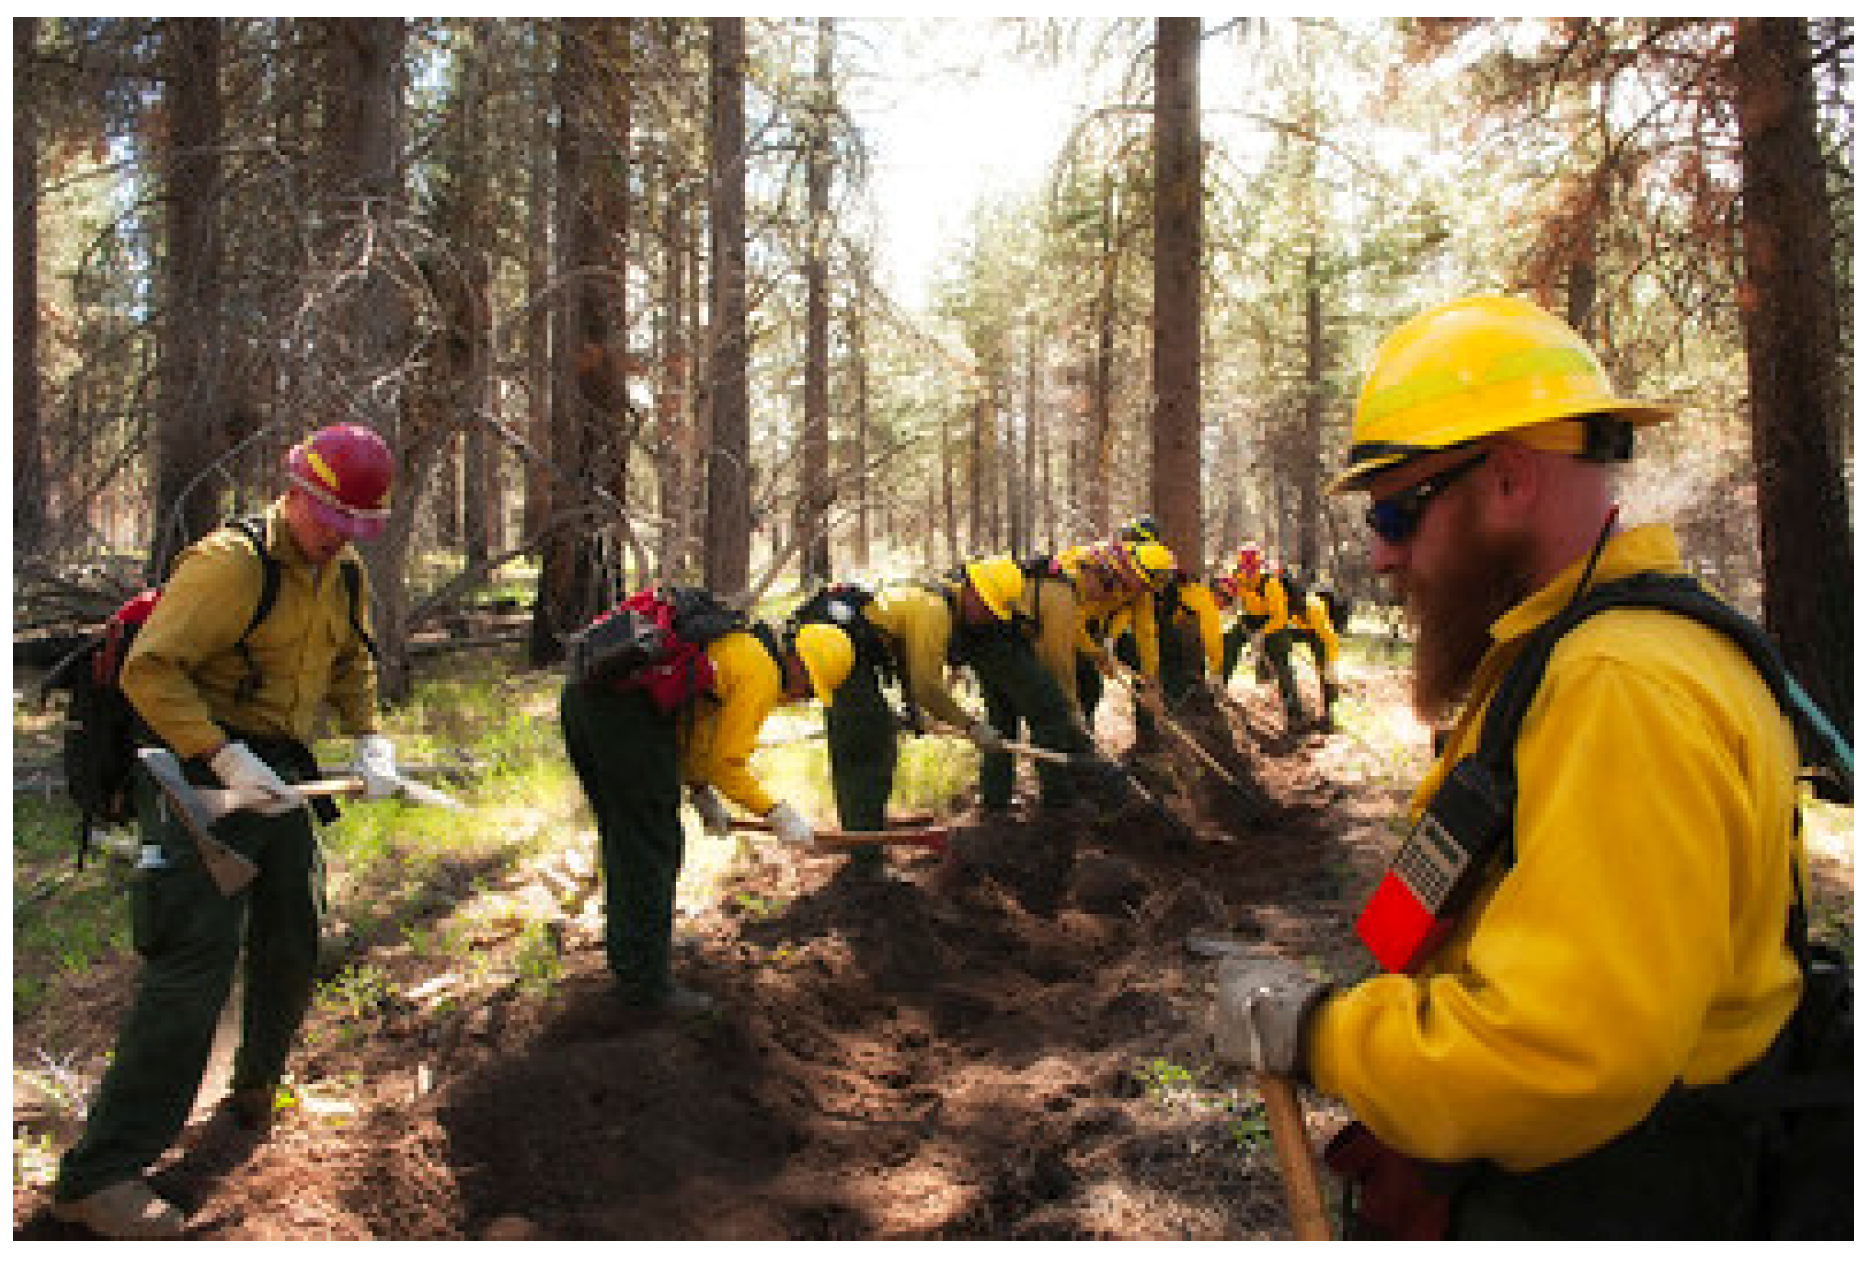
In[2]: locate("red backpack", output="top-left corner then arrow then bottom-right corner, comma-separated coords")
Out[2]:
565,586 -> 749,712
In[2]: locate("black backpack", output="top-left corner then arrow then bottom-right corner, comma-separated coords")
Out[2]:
787,582 -> 888,667
565,585 -> 751,711
1444,570 -> 1851,1236
39,517 -> 373,866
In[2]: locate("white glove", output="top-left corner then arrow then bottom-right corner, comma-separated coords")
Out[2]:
1212,952 -> 1331,1077
967,720 -> 1004,752
691,784 -> 733,837
209,741 -> 305,816
764,801 -> 815,849
351,734 -> 399,800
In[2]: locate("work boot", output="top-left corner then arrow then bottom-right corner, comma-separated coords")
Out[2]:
51,1180 -> 185,1239
624,983 -> 718,1018
219,1086 -> 280,1137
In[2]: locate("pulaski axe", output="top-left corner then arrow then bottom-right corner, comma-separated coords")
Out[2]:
137,746 -> 261,896
137,746 -> 465,895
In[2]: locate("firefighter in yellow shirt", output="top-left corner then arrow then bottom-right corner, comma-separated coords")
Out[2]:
1026,535 -> 1180,730
1211,295 -> 1816,1237
53,425 -> 396,1239
562,607 -> 854,1014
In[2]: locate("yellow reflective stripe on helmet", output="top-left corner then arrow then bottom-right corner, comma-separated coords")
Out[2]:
306,449 -> 340,491
1361,345 -> 1598,426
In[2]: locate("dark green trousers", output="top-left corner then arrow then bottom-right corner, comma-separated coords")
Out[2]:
560,681 -> 684,1002
825,660 -> 896,867
1218,614 -> 1268,682
962,630 -> 1095,809
1261,628 -> 1305,724
1075,652 -> 1104,725
55,759 -> 323,1201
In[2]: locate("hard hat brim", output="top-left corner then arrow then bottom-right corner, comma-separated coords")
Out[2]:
1328,398 -> 1676,494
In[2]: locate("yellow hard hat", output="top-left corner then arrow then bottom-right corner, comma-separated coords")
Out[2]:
792,622 -> 854,705
964,555 -> 1024,620
1124,541 -> 1177,591
1332,293 -> 1676,493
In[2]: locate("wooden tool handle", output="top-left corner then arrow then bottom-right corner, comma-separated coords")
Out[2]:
730,818 -> 948,852
1257,1072 -> 1332,1241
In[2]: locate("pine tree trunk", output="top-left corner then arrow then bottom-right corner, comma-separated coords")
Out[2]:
531,17 -> 633,665
152,17 -> 227,577
13,16 -> 46,556
704,16 -> 751,599
796,17 -> 835,588
1731,17 -> 1853,739
1151,16 -> 1202,566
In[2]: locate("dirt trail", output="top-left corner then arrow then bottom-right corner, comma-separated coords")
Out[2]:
12,685 -> 1411,1240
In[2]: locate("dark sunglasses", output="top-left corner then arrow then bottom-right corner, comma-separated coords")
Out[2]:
1364,451 -> 1489,545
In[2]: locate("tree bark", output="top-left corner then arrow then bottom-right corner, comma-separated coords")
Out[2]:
318,17 -> 417,698
796,17 -> 835,588
704,16 -> 751,599
1731,17 -> 1853,739
531,17 -> 633,666
1151,16 -> 1202,568
1295,251 -> 1325,577
152,17 -> 227,577
13,16 -> 47,557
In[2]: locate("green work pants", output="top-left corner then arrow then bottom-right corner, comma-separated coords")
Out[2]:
962,630 -> 1095,809
1262,628 -> 1305,724
825,659 -> 897,868
55,758 -> 324,1202
1074,652 -> 1104,725
1219,614 -> 1268,682
560,681 -> 684,1003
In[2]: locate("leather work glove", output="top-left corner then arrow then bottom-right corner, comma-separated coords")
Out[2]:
1212,951 -> 1331,1078
351,734 -> 399,801
690,784 -> 733,837
966,720 -> 1005,752
765,801 -> 815,849
209,741 -> 305,816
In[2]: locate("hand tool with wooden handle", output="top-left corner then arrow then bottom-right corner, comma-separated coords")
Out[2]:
135,746 -> 260,896
729,816 -> 949,854
1258,1070 -> 1333,1240
1185,928 -> 1333,1240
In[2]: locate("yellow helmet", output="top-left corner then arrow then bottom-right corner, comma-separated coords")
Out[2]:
792,622 -> 854,705
1332,293 -> 1676,493
1124,541 -> 1177,592
963,555 -> 1024,620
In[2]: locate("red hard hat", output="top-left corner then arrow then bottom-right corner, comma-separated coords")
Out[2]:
286,424 -> 394,539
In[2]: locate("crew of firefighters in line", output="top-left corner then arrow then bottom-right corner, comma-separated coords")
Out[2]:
53,291 -> 1845,1240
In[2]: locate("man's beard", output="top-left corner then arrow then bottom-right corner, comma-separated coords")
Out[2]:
1400,495 -> 1538,725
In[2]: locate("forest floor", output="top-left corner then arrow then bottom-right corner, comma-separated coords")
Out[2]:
12,648 -> 1855,1241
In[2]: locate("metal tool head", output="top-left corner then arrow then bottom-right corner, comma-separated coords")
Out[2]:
386,772 -> 466,811
136,746 -> 259,895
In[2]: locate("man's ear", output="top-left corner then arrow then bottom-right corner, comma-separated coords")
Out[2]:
1482,440 -> 1543,526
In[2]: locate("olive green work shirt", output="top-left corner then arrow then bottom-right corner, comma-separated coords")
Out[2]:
120,503 -> 380,761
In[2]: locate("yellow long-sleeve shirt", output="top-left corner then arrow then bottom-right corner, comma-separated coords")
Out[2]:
1052,544 -> 1161,678
859,583 -> 978,732
1308,525 -> 1802,1172
681,630 -> 784,817
121,504 -> 380,761
1293,592 -> 1340,667
1235,569 -> 1290,633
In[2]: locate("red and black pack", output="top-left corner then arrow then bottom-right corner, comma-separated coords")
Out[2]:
566,585 -> 748,713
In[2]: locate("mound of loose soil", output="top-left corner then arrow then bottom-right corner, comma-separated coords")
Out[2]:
14,684 -> 1395,1240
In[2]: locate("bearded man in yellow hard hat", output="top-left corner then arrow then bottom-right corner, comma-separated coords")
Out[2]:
1209,294 -> 1834,1236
